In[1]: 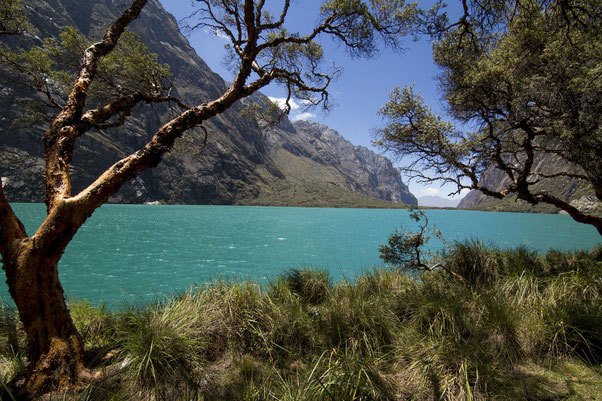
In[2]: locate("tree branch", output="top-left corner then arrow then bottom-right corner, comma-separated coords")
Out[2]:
42,0 -> 148,211
80,91 -> 189,130
532,191 -> 602,235
68,77 -> 258,217
423,262 -> 468,282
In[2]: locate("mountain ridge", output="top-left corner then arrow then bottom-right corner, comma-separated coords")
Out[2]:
417,196 -> 460,208
458,154 -> 602,214
0,0 -> 417,208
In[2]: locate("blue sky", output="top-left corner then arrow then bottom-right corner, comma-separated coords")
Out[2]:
158,0 -> 466,200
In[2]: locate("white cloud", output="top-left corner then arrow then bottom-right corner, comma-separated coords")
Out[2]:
206,28 -> 229,40
421,187 -> 440,196
267,97 -> 317,121
291,112 -> 316,121
268,96 -> 302,111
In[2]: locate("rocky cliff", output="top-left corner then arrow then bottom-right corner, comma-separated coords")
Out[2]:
253,120 -> 416,206
457,154 -> 602,214
0,0 -> 416,207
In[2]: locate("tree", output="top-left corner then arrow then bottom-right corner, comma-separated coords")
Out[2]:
375,0 -> 602,235
378,207 -> 467,282
0,0 -> 421,396
0,0 -> 30,35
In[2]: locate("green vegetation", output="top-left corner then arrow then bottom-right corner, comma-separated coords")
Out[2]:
238,147 -> 412,209
375,0 -> 602,233
0,0 -> 424,393
1,243 -> 600,400
240,180 -> 410,209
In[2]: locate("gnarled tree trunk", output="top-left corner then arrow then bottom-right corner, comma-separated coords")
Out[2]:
1,202 -> 90,398
6,250 -> 84,396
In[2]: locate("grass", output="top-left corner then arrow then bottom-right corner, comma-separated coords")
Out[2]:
0,243 -> 601,400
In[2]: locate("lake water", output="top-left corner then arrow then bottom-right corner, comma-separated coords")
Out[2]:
1,204 -> 599,306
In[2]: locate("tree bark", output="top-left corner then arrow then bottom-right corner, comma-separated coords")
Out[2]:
8,252 -> 85,397
3,221 -> 89,398
1,181 -> 91,397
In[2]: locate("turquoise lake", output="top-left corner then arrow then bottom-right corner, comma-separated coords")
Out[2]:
1,204 -> 600,307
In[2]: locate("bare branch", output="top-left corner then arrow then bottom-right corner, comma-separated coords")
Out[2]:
68,75 -> 256,216
533,191 -> 602,235
258,0 -> 290,31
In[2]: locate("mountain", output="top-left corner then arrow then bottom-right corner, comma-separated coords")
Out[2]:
0,0 -> 416,208
457,154 -> 602,214
245,119 -> 417,207
417,196 -> 460,208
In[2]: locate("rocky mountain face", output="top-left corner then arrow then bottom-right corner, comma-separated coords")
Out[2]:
458,154 -> 602,214
0,0 -> 416,207
257,120 -> 417,206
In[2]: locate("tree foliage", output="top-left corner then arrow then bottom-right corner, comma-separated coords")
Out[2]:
186,0 -> 419,114
0,0 -> 30,35
375,0 -> 602,234
378,208 -> 435,269
1,26 -> 175,125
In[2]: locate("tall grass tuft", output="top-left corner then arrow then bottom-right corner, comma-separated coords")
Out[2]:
0,305 -> 25,385
112,296 -> 205,400
538,263 -> 602,362
497,245 -> 543,276
272,267 -> 331,305
444,239 -> 499,286
69,300 -> 115,353
318,282 -> 400,357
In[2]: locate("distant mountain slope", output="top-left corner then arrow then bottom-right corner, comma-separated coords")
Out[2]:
0,0 -> 416,208
248,120 -> 417,207
1,0 -> 280,204
458,154 -> 602,214
417,196 -> 460,208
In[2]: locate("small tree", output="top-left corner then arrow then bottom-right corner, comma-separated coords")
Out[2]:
378,208 -> 467,281
0,0 -> 30,35
0,0 -> 421,396
374,0 -> 602,235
